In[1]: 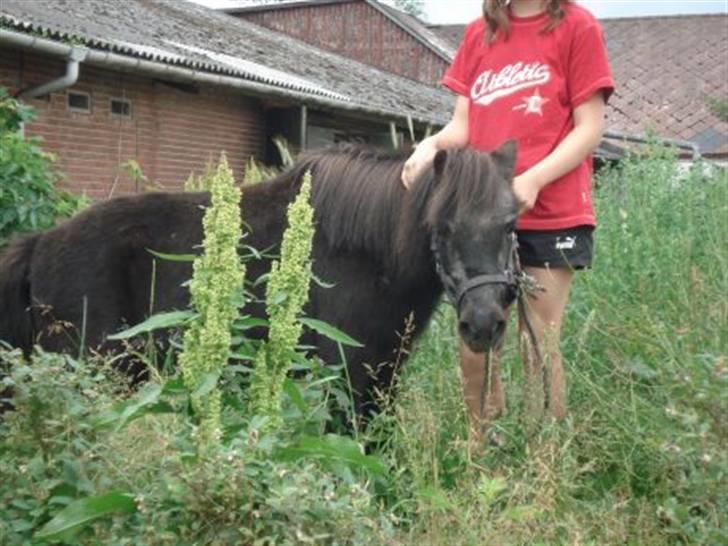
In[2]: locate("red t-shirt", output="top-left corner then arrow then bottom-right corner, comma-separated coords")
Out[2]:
442,4 -> 614,230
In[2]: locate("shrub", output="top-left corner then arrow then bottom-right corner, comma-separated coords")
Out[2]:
0,155 -> 391,545
0,87 -> 87,244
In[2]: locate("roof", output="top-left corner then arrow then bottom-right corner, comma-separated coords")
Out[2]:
427,24 -> 466,49
602,14 -> 728,155
222,0 -> 456,61
428,13 -> 728,156
0,0 -> 454,126
375,3 -> 456,61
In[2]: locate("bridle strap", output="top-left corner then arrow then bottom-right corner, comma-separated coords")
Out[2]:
432,232 -> 520,312
456,271 -> 515,310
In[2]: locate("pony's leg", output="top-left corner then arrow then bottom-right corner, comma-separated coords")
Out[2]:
520,266 -> 574,420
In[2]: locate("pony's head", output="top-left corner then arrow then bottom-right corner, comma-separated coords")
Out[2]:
426,141 -> 520,353
301,142 -> 520,352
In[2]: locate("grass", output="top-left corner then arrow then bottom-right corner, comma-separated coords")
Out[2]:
384,147 -> 727,545
0,146 -> 725,545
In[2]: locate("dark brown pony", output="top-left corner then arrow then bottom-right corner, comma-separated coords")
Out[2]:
0,143 -> 519,417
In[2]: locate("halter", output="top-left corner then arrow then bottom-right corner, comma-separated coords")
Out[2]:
431,231 -> 522,311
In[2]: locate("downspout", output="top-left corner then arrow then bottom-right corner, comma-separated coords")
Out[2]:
17,46 -> 89,99
390,121 -> 399,150
300,105 -> 308,151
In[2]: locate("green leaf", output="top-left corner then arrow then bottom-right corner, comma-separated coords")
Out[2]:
299,318 -> 363,347
161,376 -> 187,395
311,273 -> 336,289
626,358 -> 659,380
416,486 -> 455,512
477,475 -> 507,506
108,310 -> 194,340
276,434 -> 385,477
192,371 -> 220,398
146,249 -> 198,262
283,378 -> 308,414
93,384 -> 167,430
233,316 -> 268,330
34,491 -> 136,540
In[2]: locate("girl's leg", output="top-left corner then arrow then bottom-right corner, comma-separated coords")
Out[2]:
459,333 -> 506,439
520,266 -> 574,419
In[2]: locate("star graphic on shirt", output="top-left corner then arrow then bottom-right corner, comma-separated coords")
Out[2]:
513,88 -> 550,116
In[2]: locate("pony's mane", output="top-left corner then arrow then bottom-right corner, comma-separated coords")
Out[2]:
273,144 -> 506,276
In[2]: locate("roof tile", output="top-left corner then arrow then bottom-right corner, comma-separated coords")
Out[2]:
430,13 -> 728,155
0,0 -> 454,125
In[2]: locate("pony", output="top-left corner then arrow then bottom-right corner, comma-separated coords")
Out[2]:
0,143 -> 520,419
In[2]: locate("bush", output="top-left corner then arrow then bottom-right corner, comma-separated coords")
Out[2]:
0,154 -> 392,545
0,87 -> 87,244
0,349 -> 394,545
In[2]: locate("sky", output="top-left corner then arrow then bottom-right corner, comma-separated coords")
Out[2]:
424,0 -> 727,24
191,0 -> 728,23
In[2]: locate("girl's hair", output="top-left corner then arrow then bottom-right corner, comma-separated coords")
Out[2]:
482,0 -> 569,42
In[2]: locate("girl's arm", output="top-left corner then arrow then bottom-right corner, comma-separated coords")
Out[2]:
401,96 -> 470,188
513,92 -> 606,210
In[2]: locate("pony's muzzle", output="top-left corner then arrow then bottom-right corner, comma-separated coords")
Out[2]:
458,304 -> 506,353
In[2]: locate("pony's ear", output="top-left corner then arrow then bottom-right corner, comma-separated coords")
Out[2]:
433,150 -> 448,177
492,140 -> 518,177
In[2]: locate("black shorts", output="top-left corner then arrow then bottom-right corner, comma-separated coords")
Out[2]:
516,226 -> 594,270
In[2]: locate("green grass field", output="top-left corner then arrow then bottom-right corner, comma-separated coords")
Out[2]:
389,148 -> 727,545
1,146 -> 725,545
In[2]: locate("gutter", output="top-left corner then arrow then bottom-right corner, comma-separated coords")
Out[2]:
0,28 -> 447,128
603,129 -> 702,161
18,46 -> 88,98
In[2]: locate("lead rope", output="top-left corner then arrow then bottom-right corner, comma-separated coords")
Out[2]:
513,249 -> 549,413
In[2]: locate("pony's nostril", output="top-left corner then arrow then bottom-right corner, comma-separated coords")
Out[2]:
491,318 -> 506,340
458,320 -> 472,336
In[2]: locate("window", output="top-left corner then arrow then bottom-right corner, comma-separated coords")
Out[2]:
111,98 -> 132,118
67,90 -> 91,113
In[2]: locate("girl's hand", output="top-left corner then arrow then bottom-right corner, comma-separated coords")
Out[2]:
513,173 -> 541,212
401,138 -> 438,189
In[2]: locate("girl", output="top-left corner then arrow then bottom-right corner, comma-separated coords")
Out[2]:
401,0 -> 614,436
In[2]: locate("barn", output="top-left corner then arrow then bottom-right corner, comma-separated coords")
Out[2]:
223,0 -> 455,86
0,0 -> 453,199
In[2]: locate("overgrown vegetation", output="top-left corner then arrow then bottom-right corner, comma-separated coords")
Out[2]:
0,153 -> 389,545
383,144 -> 727,545
0,143 -> 725,545
706,96 -> 728,123
0,87 -> 87,244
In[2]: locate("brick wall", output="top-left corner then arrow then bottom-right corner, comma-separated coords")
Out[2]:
0,47 -> 265,200
234,2 -> 449,86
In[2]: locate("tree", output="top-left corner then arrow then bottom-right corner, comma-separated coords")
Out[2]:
391,0 -> 425,18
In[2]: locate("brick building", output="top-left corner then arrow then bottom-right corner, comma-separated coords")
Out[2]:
224,0 -> 455,86
0,0 -> 454,200
1,52 -> 266,199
